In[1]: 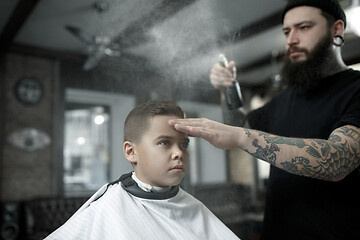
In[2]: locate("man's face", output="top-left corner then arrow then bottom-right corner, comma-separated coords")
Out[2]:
281,6 -> 336,93
282,6 -> 330,62
131,115 -> 189,187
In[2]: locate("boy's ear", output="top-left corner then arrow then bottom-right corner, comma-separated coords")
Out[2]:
123,141 -> 137,164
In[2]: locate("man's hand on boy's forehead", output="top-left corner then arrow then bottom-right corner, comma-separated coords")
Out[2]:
168,118 -> 240,150
168,118 -> 194,137
168,118 -> 225,140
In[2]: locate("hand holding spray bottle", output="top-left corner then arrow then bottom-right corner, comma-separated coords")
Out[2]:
219,54 -> 243,109
218,54 -> 246,126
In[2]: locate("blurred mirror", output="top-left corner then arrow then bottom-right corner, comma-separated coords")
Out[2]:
64,104 -> 110,195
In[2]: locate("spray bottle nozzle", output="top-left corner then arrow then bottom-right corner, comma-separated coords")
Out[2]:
219,54 -> 229,68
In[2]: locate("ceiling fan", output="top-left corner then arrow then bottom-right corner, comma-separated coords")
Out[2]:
65,25 -> 121,71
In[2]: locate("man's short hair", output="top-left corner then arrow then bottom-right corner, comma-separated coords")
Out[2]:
281,0 -> 347,28
124,100 -> 185,142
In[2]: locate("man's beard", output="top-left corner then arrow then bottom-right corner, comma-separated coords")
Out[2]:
280,31 -> 335,94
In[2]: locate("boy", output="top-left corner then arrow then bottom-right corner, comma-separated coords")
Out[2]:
45,100 -> 240,240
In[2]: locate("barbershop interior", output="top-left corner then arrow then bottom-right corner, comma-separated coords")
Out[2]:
1,0 -> 360,239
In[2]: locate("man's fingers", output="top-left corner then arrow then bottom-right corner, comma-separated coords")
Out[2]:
169,119 -> 208,135
172,123 -> 198,136
173,123 -> 212,141
169,118 -> 203,126
211,63 -> 233,76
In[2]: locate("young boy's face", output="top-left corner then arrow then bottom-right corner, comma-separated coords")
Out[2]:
124,115 -> 190,187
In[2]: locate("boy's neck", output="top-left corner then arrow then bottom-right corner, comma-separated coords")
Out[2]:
132,172 -> 172,193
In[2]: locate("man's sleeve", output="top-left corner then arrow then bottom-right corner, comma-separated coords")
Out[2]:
248,103 -> 271,132
334,90 -> 360,129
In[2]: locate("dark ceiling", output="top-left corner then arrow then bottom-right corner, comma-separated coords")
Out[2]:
1,0 -> 360,89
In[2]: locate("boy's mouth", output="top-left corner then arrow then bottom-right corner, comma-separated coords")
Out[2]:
170,165 -> 184,172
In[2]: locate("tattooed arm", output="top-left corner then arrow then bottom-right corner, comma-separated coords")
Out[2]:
169,118 -> 360,182
241,125 -> 360,181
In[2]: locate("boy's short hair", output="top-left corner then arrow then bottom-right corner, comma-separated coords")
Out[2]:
124,100 -> 185,142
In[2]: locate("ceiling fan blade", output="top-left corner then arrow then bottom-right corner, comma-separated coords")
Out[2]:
103,47 -> 121,57
65,25 -> 95,45
82,52 -> 105,71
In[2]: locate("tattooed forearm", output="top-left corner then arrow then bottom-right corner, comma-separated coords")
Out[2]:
243,126 -> 360,181
244,128 -> 251,137
250,139 -> 279,165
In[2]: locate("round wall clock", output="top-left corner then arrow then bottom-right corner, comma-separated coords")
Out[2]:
15,77 -> 43,104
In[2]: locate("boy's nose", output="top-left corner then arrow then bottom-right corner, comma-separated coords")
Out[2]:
172,147 -> 184,160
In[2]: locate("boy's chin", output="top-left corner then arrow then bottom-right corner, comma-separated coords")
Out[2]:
164,180 -> 182,187
161,176 -> 184,187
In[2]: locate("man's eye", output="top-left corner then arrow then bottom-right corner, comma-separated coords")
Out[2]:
283,31 -> 290,36
300,25 -> 309,30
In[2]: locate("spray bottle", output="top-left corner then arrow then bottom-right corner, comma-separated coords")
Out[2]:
218,54 -> 246,126
219,54 -> 243,109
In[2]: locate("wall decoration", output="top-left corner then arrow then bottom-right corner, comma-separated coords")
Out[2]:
15,77 -> 43,104
7,128 -> 51,152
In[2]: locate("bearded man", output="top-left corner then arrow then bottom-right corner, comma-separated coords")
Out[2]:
169,0 -> 360,239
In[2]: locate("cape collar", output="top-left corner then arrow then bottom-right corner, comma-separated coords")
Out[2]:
131,172 -> 172,193
107,172 -> 179,200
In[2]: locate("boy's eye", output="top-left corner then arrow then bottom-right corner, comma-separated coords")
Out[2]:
181,141 -> 189,149
159,140 -> 170,146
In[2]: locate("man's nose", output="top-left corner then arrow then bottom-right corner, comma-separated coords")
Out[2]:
286,31 -> 299,46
